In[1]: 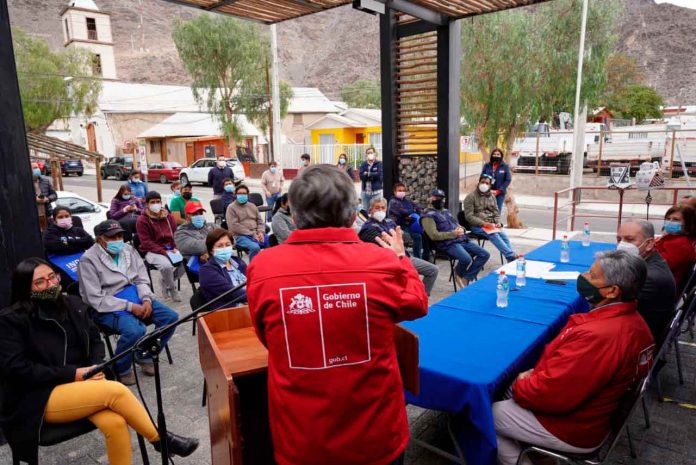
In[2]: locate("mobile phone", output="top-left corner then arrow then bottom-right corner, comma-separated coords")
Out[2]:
544,279 -> 566,286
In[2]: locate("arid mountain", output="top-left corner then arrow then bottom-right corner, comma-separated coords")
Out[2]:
7,0 -> 696,104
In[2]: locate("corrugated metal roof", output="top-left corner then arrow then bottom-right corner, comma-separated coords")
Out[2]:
137,112 -> 265,140
287,87 -> 338,114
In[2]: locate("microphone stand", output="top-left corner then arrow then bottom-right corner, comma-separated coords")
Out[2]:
84,281 -> 248,465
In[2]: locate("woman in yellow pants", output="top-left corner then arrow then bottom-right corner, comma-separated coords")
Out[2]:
0,258 -> 198,464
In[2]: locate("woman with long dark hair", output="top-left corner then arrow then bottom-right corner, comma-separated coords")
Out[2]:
0,258 -> 198,465
109,184 -> 143,242
656,204 -> 696,289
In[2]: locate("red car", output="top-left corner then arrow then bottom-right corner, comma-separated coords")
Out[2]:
146,162 -> 183,184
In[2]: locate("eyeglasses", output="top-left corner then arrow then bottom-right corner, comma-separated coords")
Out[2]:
32,272 -> 61,289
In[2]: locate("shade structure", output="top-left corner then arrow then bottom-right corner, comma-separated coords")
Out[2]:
161,0 -> 551,24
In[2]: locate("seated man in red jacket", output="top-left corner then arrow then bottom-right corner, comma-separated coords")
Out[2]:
493,250 -> 655,465
247,164 -> 429,465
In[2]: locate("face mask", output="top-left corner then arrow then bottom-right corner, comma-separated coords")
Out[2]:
395,191 -> 407,199
32,168 -> 41,177
432,199 -> 445,210
491,155 -> 502,162
56,218 -> 73,229
303,161 -> 310,167
270,167 -> 277,173
237,194 -> 248,204
576,274 -> 611,305
191,215 -> 206,229
172,190 -> 180,198
664,221 -> 683,235
132,178 -> 141,183
339,158 -> 346,165
122,194 -> 131,200
224,184 -> 234,193
217,161 -> 226,169
182,192 -> 193,201
616,240 -> 641,256
105,239 -> 124,255
213,246 -> 233,264
372,211 -> 387,222
31,284 -> 62,301
367,154 -> 375,161
479,183 -> 490,193
149,203 -> 162,214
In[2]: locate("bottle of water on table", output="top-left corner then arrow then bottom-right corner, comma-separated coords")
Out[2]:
516,254 -> 526,287
496,271 -> 509,308
582,222 -> 591,247
560,235 -> 570,263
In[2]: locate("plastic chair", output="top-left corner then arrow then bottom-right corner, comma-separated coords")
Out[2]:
209,198 -> 228,230
189,290 -> 209,406
457,211 -> 504,264
420,218 -> 457,292
248,192 -> 271,213
97,320 -> 173,367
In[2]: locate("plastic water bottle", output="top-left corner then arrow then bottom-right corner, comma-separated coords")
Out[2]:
582,222 -> 591,247
516,255 -> 526,287
560,235 -> 570,263
496,271 -> 509,308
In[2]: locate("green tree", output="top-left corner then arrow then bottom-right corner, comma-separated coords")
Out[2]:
609,84 -> 664,122
341,79 -> 381,109
604,53 -> 644,99
13,28 -> 100,133
460,0 -> 621,156
172,15 -> 291,148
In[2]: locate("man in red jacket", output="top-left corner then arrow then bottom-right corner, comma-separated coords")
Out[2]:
247,165 -> 428,465
493,250 -> 655,465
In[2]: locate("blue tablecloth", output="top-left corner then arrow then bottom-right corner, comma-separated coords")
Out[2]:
403,240 -> 611,465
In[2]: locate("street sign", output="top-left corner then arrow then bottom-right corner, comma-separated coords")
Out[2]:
138,146 -> 148,174
608,163 -> 630,188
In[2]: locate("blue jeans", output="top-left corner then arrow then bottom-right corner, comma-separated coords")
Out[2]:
266,192 -> 280,222
471,226 -> 516,261
401,224 -> 423,259
445,241 -> 490,280
496,193 -> 505,214
235,235 -> 262,260
93,300 -> 178,376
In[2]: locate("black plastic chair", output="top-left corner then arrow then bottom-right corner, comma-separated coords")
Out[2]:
97,320 -> 174,367
457,211 -> 505,264
209,198 -> 228,230
420,218 -> 457,292
249,192 -> 271,214
268,234 -> 279,247
189,290 -> 209,406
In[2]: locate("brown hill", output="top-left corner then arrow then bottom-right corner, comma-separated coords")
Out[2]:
7,0 -> 696,104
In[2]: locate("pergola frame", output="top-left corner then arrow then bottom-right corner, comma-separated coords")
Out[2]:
0,0 -> 552,305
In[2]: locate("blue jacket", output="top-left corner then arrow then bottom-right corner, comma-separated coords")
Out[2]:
423,208 -> 468,250
360,217 -> 397,236
388,197 -> 422,228
126,179 -> 149,200
208,166 -> 234,196
199,256 -> 248,310
221,191 -> 236,211
481,161 -> 512,195
359,160 -> 383,192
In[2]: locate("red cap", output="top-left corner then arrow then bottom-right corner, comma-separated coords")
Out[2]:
184,200 -> 206,215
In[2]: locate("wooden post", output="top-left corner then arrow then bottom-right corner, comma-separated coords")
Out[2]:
265,58 -> 275,163
50,158 -> 59,189
669,130 -> 676,178
534,130 -> 540,176
95,157 -> 103,202
56,160 -> 64,191
596,129 -> 604,177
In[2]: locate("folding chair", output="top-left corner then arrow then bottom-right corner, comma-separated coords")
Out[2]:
457,211 -> 505,265
209,198 -> 228,230
249,192 -> 271,215
420,218 -> 458,292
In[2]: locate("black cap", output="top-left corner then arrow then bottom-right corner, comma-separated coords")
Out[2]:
94,219 -> 125,237
430,188 -> 446,198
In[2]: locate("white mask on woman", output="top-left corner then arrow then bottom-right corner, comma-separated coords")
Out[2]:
479,183 -> 490,193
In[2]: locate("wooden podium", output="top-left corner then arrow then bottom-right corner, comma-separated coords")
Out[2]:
198,306 -> 419,465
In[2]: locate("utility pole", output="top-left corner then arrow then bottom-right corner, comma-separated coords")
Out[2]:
265,57 -> 275,163
270,24 -> 281,165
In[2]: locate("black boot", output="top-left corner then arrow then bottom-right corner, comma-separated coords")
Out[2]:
152,432 -> 199,457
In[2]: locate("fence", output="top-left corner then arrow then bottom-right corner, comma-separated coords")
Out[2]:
279,143 -> 383,170
551,185 -> 695,239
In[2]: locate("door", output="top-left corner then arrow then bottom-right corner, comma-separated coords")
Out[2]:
355,133 -> 365,144
319,134 -> 336,164
186,143 -> 194,166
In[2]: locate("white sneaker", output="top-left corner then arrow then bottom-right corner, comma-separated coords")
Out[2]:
455,275 -> 469,289
169,288 -> 182,302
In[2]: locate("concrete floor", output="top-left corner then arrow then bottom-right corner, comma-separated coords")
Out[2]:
2,237 -> 695,465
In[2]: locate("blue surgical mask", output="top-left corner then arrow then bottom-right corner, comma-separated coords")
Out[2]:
32,168 -> 41,177
664,220 -> 682,235
339,158 -> 346,165
132,178 -> 141,184
224,185 -> 234,193
270,167 -> 277,173
173,190 -> 181,197
122,194 -> 131,200
105,239 -> 124,255
237,194 -> 248,204
213,246 -> 233,264
191,215 -> 206,229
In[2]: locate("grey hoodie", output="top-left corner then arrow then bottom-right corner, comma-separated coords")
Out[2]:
174,222 -> 218,258
78,242 -> 155,313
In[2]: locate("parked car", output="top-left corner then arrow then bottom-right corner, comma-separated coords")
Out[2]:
179,157 -> 245,186
51,191 -> 109,235
61,159 -> 84,176
100,156 -> 134,180
146,161 -> 183,184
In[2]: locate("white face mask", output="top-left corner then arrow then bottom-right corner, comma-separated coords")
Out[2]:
616,240 -> 641,256
217,161 -> 226,168
367,154 -> 375,161
372,211 -> 386,222
149,203 -> 162,214
479,183 -> 490,193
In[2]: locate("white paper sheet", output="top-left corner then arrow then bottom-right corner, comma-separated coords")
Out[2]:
496,260 -> 556,279
540,271 -> 581,280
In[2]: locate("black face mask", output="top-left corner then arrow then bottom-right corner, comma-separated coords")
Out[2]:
491,155 -> 502,162
432,198 -> 445,210
182,192 -> 193,201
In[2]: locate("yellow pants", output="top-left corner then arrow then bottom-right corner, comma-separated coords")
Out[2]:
44,380 -> 159,465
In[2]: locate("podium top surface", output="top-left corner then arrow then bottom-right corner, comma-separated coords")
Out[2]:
213,327 -> 268,377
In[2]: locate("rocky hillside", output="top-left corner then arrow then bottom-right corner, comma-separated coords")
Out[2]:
7,0 -> 696,104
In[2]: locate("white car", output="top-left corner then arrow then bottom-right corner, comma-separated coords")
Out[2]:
179,158 -> 246,186
52,191 -> 109,236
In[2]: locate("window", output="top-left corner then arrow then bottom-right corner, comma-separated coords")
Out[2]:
55,197 -> 96,214
91,54 -> 102,76
292,113 -> 303,126
150,140 -> 161,153
86,17 -> 97,40
368,132 -> 382,148
64,18 -> 70,40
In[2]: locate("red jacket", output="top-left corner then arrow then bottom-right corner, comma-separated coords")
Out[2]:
135,210 -> 177,255
512,301 -> 654,448
247,227 -> 428,465
656,234 -> 696,288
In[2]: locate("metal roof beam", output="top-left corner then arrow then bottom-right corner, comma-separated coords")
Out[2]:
381,0 -> 447,26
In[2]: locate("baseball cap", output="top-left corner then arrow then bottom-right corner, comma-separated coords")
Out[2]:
430,188 -> 446,198
184,200 -> 206,215
94,219 -> 125,237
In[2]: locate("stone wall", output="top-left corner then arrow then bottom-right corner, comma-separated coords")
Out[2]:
398,156 -> 437,206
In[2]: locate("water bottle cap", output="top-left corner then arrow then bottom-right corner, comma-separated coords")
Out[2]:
518,254 -> 524,258
584,222 -> 589,226
563,235 -> 568,239
500,271 -> 506,275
